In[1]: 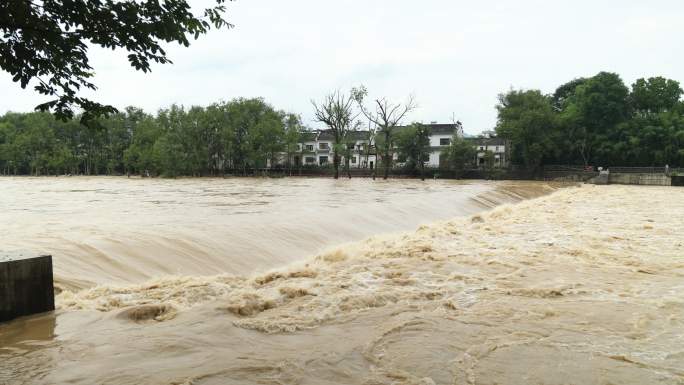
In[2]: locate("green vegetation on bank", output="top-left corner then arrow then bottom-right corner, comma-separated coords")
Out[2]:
1,71 -> 683,177
0,99 -> 303,176
496,72 -> 684,168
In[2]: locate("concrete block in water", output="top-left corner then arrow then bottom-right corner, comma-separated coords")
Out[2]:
608,173 -> 671,186
0,253 -> 55,323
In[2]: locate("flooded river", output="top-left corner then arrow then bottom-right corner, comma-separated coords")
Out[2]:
1,178 -> 682,384
0,177 -> 545,291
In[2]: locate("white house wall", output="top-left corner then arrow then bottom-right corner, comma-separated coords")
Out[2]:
429,134 -> 453,147
275,127 -> 509,170
428,151 -> 442,167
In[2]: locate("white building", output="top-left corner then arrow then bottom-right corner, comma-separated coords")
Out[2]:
405,122 -> 464,167
278,121 -> 513,170
465,136 -> 510,168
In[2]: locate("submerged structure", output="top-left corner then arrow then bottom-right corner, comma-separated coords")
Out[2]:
0,253 -> 55,322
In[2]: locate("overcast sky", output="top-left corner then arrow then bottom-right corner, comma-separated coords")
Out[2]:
1,0 -> 683,134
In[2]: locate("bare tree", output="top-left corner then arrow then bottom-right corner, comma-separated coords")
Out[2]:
364,118 -> 377,178
352,85 -> 417,180
312,91 -> 359,179
343,131 -> 355,179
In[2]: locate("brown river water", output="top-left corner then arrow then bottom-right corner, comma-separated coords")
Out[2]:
1,177 -> 683,384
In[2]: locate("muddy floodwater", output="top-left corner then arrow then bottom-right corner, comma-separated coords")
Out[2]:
1,178 -> 683,384
0,177 -> 545,291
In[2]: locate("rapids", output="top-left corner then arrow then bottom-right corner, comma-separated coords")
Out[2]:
2,179 -> 682,384
0,177 -> 549,292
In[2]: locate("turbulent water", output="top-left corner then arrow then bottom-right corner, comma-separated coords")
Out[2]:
0,177 -> 544,292
1,178 -> 683,384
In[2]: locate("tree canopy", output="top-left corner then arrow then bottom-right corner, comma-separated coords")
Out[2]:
351,85 -> 416,179
0,0 -> 231,121
631,77 -> 683,113
0,98 -> 303,177
395,122 -> 431,179
496,89 -> 557,169
496,71 -> 684,168
312,90 -> 359,179
443,136 -> 476,175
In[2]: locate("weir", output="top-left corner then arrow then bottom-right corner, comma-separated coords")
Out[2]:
0,253 -> 55,323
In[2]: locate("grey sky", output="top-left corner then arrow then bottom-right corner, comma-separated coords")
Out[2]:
1,0 -> 683,134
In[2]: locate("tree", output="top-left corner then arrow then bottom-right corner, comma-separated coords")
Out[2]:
495,89 -> 557,169
567,72 -> 631,165
222,98 -> 283,174
182,106 -> 212,176
631,77 -> 683,113
246,112 -> 285,170
443,136 -> 476,176
0,121 -> 18,174
557,102 -> 592,166
153,134 -> 184,177
283,114 -> 303,175
499,72 -> 683,169
395,122 -> 431,180
154,104 -> 189,177
574,72 -> 631,129
552,78 -> 587,111
613,109 -> 684,166
124,114 -> 160,175
0,96 -> 308,177
341,132 -> 357,179
352,85 -> 416,180
312,91 -> 359,179
361,118 -> 377,178
551,78 -> 590,165
481,150 -> 496,178
0,0 -> 232,121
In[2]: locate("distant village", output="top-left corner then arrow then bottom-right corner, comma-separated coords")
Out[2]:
274,122 -> 509,170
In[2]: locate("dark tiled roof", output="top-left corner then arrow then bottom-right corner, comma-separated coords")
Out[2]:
317,130 -> 334,140
395,123 -> 461,135
317,129 -> 372,141
299,131 -> 317,142
427,123 -> 461,135
346,130 -> 372,140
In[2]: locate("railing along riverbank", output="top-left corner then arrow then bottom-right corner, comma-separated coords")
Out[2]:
3,165 -> 682,186
541,165 -> 682,186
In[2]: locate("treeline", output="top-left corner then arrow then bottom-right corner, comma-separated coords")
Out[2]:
0,98 -> 305,176
4,72 -> 682,177
496,72 -> 684,168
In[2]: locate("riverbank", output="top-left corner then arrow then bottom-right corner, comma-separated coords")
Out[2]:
3,184 -> 683,384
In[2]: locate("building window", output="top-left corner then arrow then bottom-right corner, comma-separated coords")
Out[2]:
319,156 -> 328,165
305,144 -> 314,152
479,146 -> 485,151
351,156 -> 357,164
305,156 -> 315,164
319,143 -> 330,150
440,138 -> 451,146
347,143 -> 355,150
